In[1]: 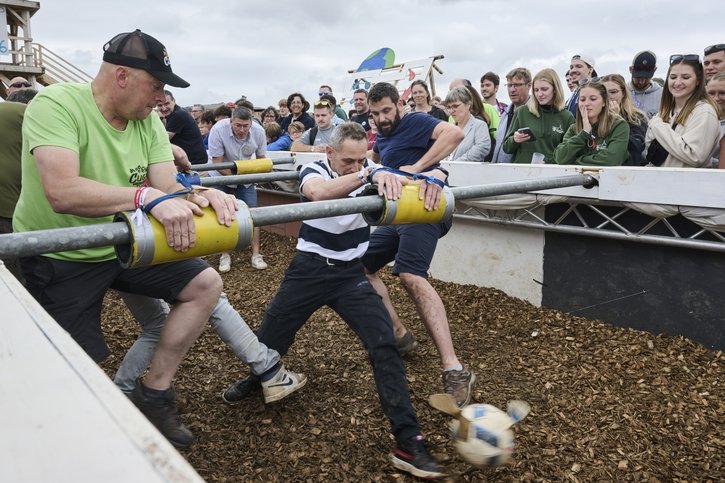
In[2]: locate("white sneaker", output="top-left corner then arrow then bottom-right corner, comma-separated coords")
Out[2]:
219,253 -> 231,273
261,364 -> 307,403
251,254 -> 268,270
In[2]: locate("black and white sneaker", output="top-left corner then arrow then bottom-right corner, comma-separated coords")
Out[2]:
391,435 -> 446,479
261,364 -> 307,403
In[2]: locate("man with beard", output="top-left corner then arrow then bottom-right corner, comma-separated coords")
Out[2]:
627,51 -> 662,119
492,67 -> 532,163
363,82 -> 477,408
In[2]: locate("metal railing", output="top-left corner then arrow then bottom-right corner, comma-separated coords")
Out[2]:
31,43 -> 92,84
457,198 -> 725,253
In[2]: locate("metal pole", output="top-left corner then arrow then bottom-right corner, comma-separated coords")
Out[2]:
192,157 -> 296,172
199,171 -> 299,187
0,174 -> 594,258
449,174 -> 595,199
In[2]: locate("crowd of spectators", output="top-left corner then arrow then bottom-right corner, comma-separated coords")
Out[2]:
156,42 -> 723,171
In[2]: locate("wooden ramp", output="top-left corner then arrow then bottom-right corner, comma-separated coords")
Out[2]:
0,264 -> 204,483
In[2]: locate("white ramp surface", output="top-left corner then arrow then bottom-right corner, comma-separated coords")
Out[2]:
0,264 -> 204,483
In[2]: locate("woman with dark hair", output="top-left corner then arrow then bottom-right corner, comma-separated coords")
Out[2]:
601,74 -> 648,166
261,106 -> 279,128
645,54 -> 720,168
410,80 -> 448,120
553,79 -> 629,166
279,92 -> 315,132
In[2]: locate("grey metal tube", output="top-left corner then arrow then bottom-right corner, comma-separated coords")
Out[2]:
0,174 -> 593,258
200,171 -> 299,186
0,223 -> 131,259
449,174 -> 595,199
192,157 -> 295,172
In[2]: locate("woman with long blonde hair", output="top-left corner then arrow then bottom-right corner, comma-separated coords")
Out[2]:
502,68 -> 575,163
553,79 -> 630,165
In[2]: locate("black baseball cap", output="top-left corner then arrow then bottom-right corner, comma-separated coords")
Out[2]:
631,51 -> 657,79
102,29 -> 189,88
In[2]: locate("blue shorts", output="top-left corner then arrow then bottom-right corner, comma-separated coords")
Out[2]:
20,256 -> 210,362
361,221 -> 452,278
217,184 -> 258,207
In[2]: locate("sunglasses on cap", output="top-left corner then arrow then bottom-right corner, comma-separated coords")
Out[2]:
578,76 -> 601,87
705,44 -> 725,56
318,92 -> 331,97
670,54 -> 700,64
9,81 -> 31,88
314,99 -> 332,107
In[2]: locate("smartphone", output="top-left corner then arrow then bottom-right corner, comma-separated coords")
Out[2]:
517,127 -> 536,142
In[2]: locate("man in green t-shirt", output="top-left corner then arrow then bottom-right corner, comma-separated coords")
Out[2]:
13,29 -> 237,450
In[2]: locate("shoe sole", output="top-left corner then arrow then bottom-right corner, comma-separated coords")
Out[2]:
390,454 -> 445,479
219,266 -> 231,273
263,374 -> 307,403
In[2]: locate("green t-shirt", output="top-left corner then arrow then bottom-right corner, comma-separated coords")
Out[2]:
13,83 -> 173,262
0,102 -> 26,219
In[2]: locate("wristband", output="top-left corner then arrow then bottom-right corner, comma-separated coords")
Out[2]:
138,187 -> 150,210
134,187 -> 144,209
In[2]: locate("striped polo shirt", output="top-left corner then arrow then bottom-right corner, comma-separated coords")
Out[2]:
296,158 -> 378,261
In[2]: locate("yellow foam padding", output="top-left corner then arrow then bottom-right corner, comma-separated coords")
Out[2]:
234,158 -> 273,174
384,184 -> 452,225
115,204 -> 253,268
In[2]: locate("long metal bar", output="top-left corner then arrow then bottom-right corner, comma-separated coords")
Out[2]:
192,157 -> 295,172
199,171 -> 299,186
0,174 -> 594,258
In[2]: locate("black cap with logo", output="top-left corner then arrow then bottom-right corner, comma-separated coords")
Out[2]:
102,29 -> 190,88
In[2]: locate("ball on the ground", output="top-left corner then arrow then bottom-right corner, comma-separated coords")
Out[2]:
449,400 -> 529,467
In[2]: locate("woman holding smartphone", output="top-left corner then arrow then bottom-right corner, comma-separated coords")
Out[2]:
645,54 -> 720,168
553,79 -> 630,166
502,68 -> 575,163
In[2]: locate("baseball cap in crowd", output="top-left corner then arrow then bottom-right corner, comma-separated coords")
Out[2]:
572,53 -> 598,77
631,51 -> 657,79
102,29 -> 189,88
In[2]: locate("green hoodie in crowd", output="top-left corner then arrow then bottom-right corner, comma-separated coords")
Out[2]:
502,105 -> 575,164
553,118 -> 630,166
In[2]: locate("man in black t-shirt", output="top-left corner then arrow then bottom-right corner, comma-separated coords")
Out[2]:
349,88 -> 371,131
158,90 -> 208,164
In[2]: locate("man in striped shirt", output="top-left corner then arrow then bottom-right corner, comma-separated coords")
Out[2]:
222,122 -> 446,479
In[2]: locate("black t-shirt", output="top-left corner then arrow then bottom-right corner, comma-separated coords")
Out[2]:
350,111 -> 371,131
166,105 -> 208,164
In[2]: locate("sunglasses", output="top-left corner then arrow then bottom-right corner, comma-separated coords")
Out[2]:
705,44 -> 725,56
670,54 -> 700,65
314,99 -> 332,107
9,81 -> 31,88
578,76 -> 602,87
318,92 -> 331,97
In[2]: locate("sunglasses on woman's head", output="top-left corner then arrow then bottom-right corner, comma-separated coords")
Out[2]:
670,54 -> 700,64
578,76 -> 602,87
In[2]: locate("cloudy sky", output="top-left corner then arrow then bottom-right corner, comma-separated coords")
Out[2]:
28,0 -> 721,109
